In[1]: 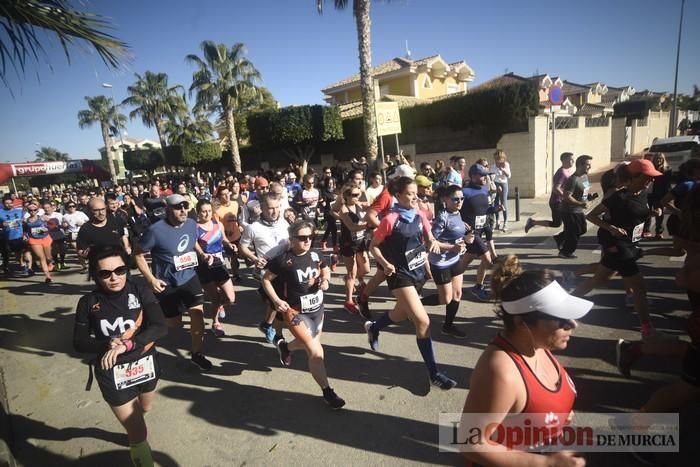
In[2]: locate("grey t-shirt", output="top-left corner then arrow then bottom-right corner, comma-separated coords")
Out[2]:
562,173 -> 590,213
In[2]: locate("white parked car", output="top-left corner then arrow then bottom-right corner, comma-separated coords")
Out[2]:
648,135 -> 700,173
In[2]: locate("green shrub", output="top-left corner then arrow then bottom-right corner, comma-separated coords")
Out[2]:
123,148 -> 165,171
163,143 -> 222,167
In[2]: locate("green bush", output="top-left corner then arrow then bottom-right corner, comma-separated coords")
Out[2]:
123,148 -> 165,172
163,142 -> 222,167
248,105 -> 344,151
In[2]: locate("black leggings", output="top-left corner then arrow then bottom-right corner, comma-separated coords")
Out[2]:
322,212 -> 338,246
560,211 -> 587,255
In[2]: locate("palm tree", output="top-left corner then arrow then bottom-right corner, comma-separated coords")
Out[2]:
77,95 -> 126,183
186,41 -> 261,173
0,0 -> 129,89
317,0 -> 378,162
165,110 -> 214,146
121,71 -> 185,149
34,146 -> 69,162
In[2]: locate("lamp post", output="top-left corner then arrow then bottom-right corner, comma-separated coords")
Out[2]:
669,0 -> 685,137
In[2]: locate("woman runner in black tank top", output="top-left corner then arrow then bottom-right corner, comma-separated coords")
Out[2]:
338,184 -> 370,315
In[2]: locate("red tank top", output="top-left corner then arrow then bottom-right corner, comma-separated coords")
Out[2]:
491,334 -> 577,441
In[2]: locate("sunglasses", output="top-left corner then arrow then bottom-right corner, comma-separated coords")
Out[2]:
450,197 -> 464,202
294,234 -> 313,242
96,265 -> 128,280
28,209 -> 38,213
526,312 -> 573,329
68,205 -> 76,208
170,202 -> 189,210
349,193 -> 361,198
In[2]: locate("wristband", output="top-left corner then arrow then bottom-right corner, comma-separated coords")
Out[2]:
124,339 -> 134,352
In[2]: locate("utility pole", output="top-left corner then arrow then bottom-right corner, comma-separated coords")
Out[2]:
669,0 -> 685,137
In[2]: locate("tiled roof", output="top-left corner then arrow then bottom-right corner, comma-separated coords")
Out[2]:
469,72 -> 531,93
562,80 -> 590,95
576,103 -> 608,116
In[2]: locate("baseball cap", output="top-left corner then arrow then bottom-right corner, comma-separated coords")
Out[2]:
501,280 -> 593,321
166,194 -> 188,206
287,172 -> 297,179
414,175 -> 433,188
254,177 -> 270,188
388,164 -> 417,180
468,163 -> 490,177
628,159 -> 662,177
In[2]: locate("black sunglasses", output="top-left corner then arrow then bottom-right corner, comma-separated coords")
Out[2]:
294,234 -> 313,242
526,312 -> 574,329
96,265 -> 128,280
170,202 -> 189,210
450,196 -> 464,202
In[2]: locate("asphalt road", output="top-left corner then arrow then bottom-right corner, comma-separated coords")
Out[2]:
1,195 -> 698,466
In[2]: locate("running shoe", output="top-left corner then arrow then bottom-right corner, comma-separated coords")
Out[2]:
524,218 -> 535,234
364,320 -> 379,351
615,339 -> 638,378
21,265 -> 28,276
642,231 -> 653,239
322,387 -> 346,410
217,305 -> 226,321
558,252 -> 577,259
624,293 -> 635,308
60,262 -> 67,270
191,352 -> 213,371
275,339 -> 292,367
27,268 -> 35,276
560,270 -> 577,290
45,277 -> 52,284
330,254 -> 338,272
500,223 -> 508,233
212,322 -> 225,337
344,301 -> 360,315
470,286 -> 490,302
554,234 -> 564,250
441,324 -> 467,339
430,371 -> 457,390
654,233 -> 664,240
258,322 -> 277,344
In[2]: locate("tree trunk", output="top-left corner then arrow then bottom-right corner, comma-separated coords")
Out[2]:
101,122 -> 118,183
354,0 -> 378,162
155,116 -> 168,149
225,108 -> 242,173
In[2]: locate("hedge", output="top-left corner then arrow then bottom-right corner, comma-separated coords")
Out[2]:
123,148 -> 165,172
248,105 -> 343,150
163,142 -> 222,167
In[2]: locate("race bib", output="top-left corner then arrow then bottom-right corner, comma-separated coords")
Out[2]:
113,354 -> 156,390
474,215 -> 487,230
352,229 -> 366,241
30,227 -> 47,236
300,289 -> 323,313
406,244 -> 427,271
631,223 -> 645,243
173,251 -> 198,271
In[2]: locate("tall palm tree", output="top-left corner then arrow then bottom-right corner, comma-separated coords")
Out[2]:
164,111 -> 214,146
317,0 -> 378,162
0,0 -> 129,89
186,41 -> 261,173
121,71 -> 185,149
77,95 -> 126,183
34,146 -> 69,162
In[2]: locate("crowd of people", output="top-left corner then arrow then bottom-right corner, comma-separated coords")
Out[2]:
1,147 -> 698,467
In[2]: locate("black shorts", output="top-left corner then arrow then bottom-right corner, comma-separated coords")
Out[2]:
465,236 -> 488,257
681,344 -> 700,387
257,276 -> 284,309
95,351 -> 160,407
430,261 -> 464,285
386,271 -> 426,292
600,243 -> 640,277
7,238 -> 26,252
196,264 -> 230,285
549,202 -> 563,228
340,240 -> 367,258
667,214 -> 680,237
156,275 -> 205,318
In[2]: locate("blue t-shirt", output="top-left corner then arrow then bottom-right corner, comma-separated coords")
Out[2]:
1,207 -> 24,240
429,210 -> 466,268
460,183 -> 493,232
671,181 -> 696,209
24,218 -> 49,239
138,218 -> 198,287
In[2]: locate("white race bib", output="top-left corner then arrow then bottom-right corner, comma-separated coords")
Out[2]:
406,245 -> 427,271
300,289 -> 323,313
113,354 -> 156,390
30,227 -> 47,236
173,251 -> 198,271
474,215 -> 487,230
631,223 -> 645,243
352,229 -> 366,241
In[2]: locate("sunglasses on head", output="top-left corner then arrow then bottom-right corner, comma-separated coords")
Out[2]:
170,202 -> 189,210
294,234 -> 313,242
96,265 -> 128,280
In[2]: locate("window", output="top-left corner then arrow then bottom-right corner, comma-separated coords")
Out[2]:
423,76 -> 432,89
447,84 -> 459,94
380,84 -> 390,96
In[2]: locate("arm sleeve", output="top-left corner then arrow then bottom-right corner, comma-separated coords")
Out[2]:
266,254 -> 284,276
373,213 -> 396,243
73,296 -> 106,354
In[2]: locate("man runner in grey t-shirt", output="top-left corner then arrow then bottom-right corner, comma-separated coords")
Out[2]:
559,155 -> 595,258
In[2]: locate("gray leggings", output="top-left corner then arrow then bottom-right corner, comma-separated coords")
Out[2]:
494,182 -> 509,223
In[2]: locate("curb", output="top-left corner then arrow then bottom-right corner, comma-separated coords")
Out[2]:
0,367 -> 16,467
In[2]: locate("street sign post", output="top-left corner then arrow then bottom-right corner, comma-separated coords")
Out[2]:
375,102 -> 403,182
549,85 -> 564,193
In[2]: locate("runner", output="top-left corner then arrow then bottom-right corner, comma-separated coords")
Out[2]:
262,219 -> 346,409
77,198 -> 131,260
338,184 -> 370,314
642,153 -> 671,239
428,185 -> 474,338
62,201 -> 90,271
24,202 -> 53,282
460,255 -> 591,466
73,246 -> 167,467
213,185 -> 242,282
134,194 -> 212,370
559,155 -> 595,259
365,176 -> 457,390
319,176 -> 339,252
573,159 -> 668,340
524,152 -> 575,245
194,199 -> 236,337
238,193 -> 290,343
459,163 -> 499,301
1,194 -> 31,275
43,201 -> 67,270
293,174 -> 320,225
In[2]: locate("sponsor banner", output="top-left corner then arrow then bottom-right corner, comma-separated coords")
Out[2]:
438,412 -> 679,453
10,161 -> 83,177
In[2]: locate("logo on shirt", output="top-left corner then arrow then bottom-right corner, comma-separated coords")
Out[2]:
127,293 -> 140,310
296,266 -> 319,283
177,234 -> 190,252
100,317 -> 135,336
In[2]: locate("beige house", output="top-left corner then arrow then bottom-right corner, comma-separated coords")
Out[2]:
322,54 -> 475,107
99,137 -> 161,179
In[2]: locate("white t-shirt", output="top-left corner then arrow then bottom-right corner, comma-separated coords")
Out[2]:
62,211 -> 89,233
365,184 -> 384,205
239,217 -> 290,260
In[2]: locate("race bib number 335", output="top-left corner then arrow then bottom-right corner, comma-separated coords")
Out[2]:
113,354 -> 156,390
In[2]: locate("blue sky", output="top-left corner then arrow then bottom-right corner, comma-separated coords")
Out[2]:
1,0 -> 698,163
